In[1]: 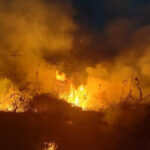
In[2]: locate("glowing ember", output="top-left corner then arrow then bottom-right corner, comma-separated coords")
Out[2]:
0,81 -> 30,112
44,142 -> 57,150
56,71 -> 89,110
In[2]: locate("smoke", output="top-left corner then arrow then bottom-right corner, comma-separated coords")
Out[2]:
0,0 -> 150,110
0,0 -> 76,94
84,22 -> 150,108
0,1 -> 150,149
44,16 -> 150,109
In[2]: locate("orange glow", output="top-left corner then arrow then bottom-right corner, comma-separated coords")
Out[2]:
0,81 -> 29,112
48,143 -> 57,150
56,71 -> 66,82
61,84 -> 89,110
56,71 -> 90,110
44,142 -> 57,150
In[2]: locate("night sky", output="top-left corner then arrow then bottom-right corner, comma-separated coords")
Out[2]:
71,0 -> 150,30
44,0 -> 149,31
42,0 -> 150,70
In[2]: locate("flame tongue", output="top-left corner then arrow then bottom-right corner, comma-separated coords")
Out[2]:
68,84 -> 88,109
56,71 -> 66,82
56,71 -> 89,110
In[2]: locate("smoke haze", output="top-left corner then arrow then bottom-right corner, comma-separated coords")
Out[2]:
0,0 -> 150,108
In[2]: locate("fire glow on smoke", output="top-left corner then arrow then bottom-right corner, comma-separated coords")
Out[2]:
0,0 -> 149,113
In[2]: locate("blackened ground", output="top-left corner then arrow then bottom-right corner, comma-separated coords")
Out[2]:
0,94 -> 150,150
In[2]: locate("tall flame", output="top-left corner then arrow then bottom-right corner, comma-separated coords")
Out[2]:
56,71 -> 89,110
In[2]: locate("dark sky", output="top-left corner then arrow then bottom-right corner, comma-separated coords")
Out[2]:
44,0 -> 150,32
43,0 -> 150,73
71,0 -> 150,30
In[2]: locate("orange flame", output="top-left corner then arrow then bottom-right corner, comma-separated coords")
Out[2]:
56,71 -> 89,110
56,71 -> 66,82
44,142 -> 57,150
0,82 -> 30,112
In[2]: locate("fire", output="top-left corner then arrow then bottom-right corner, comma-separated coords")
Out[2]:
56,71 -> 89,110
0,79 -> 30,112
67,84 -> 89,109
44,142 -> 57,150
56,71 -> 66,82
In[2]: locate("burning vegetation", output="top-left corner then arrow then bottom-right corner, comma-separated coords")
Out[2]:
56,70 -> 89,109
0,0 -> 150,150
0,0 -> 150,112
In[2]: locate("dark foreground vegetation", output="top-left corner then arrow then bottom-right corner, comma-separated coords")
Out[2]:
1,94 -> 150,150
